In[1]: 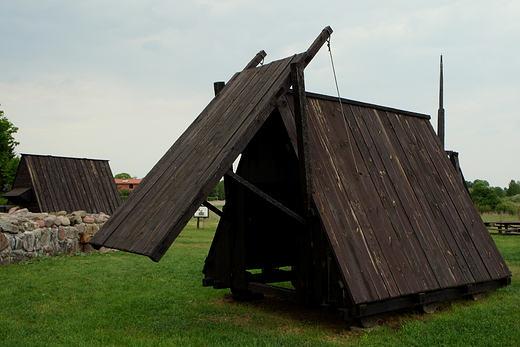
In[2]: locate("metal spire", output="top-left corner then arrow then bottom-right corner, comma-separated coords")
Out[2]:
437,55 -> 445,147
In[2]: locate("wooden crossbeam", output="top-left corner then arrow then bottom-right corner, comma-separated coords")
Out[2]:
202,200 -> 225,219
224,170 -> 306,225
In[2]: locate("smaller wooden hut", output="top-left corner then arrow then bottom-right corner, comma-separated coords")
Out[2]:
3,154 -> 120,214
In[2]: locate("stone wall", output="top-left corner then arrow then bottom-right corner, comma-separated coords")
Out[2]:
0,207 -> 109,265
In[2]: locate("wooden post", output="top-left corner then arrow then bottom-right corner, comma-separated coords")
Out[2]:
291,62 -> 313,214
243,50 -> 267,70
300,26 -> 333,68
291,62 -> 318,305
214,81 -> 226,96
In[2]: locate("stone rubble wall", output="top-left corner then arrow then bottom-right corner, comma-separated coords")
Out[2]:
0,207 -> 109,265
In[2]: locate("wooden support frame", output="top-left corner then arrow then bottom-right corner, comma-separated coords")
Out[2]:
224,170 -> 306,225
247,282 -> 297,301
339,277 -> 510,319
290,42 -> 328,305
202,200 -> 224,218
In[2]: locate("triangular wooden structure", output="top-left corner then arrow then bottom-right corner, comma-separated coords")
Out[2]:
91,27 -> 510,322
4,154 -> 120,214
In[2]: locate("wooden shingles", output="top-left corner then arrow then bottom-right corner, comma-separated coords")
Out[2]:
10,154 -> 120,214
91,53 -> 307,261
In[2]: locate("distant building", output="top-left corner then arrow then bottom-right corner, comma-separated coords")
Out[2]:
114,179 -> 142,191
3,154 -> 121,214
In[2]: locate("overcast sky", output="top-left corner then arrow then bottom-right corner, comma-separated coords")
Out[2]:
1,1 -> 519,188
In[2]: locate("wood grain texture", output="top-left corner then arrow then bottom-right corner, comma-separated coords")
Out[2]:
285,93 -> 510,304
91,52 -> 306,260
7,154 -> 120,214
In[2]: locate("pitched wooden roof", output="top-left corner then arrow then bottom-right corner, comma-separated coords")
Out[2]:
5,154 -> 120,214
279,92 -> 510,304
92,28 -> 334,261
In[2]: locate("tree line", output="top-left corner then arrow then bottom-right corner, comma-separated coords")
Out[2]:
467,179 -> 520,214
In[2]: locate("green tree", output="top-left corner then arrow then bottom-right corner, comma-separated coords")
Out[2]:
208,180 -> 225,201
506,180 -> 520,197
470,181 -> 501,212
2,156 -> 20,191
493,186 -> 506,198
0,110 -> 20,191
115,173 -> 132,179
495,201 -> 519,215
473,179 -> 490,187
118,188 -> 132,201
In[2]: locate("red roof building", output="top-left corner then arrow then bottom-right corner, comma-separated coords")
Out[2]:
114,179 -> 141,191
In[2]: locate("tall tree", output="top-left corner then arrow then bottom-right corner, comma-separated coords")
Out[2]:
0,110 -> 19,191
506,180 -> 520,197
470,181 -> 501,212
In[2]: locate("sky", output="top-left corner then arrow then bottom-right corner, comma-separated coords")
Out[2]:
1,1 -> 519,188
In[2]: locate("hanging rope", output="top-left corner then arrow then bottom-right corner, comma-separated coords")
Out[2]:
327,38 -> 359,173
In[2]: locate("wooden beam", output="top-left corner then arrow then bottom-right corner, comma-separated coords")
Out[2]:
290,62 -> 318,305
290,63 -> 313,214
300,26 -> 333,68
204,82 -> 228,220
247,282 -> 297,301
213,81 -> 226,96
243,50 -> 267,70
202,200 -> 225,219
224,170 -> 306,225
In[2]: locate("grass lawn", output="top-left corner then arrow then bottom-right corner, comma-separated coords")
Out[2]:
1,212 -> 519,346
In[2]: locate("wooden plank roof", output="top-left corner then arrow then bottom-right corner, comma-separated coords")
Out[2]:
7,154 -> 120,214
280,92 -> 510,304
91,27 -> 334,261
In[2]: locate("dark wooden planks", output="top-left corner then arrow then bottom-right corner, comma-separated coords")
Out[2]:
140,56 -> 300,258
285,93 -> 510,305
15,154 -> 120,214
145,55 -> 303,258
92,27 -> 334,260
406,117 -> 510,279
307,102 -> 392,303
371,110 -> 470,287
92,53 -> 307,260
348,106 -> 440,292
306,98 -> 424,303
381,113 -> 485,285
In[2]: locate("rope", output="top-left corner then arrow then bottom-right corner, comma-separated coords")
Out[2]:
327,38 -> 359,173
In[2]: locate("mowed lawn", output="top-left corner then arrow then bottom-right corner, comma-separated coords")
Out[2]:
1,213 -> 519,347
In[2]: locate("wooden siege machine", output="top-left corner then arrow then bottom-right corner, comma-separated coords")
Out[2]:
91,27 -> 511,326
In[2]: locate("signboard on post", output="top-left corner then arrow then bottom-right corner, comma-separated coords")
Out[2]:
194,206 -> 209,228
194,206 -> 209,218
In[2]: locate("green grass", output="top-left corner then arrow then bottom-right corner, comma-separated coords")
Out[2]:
1,212 -> 519,346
